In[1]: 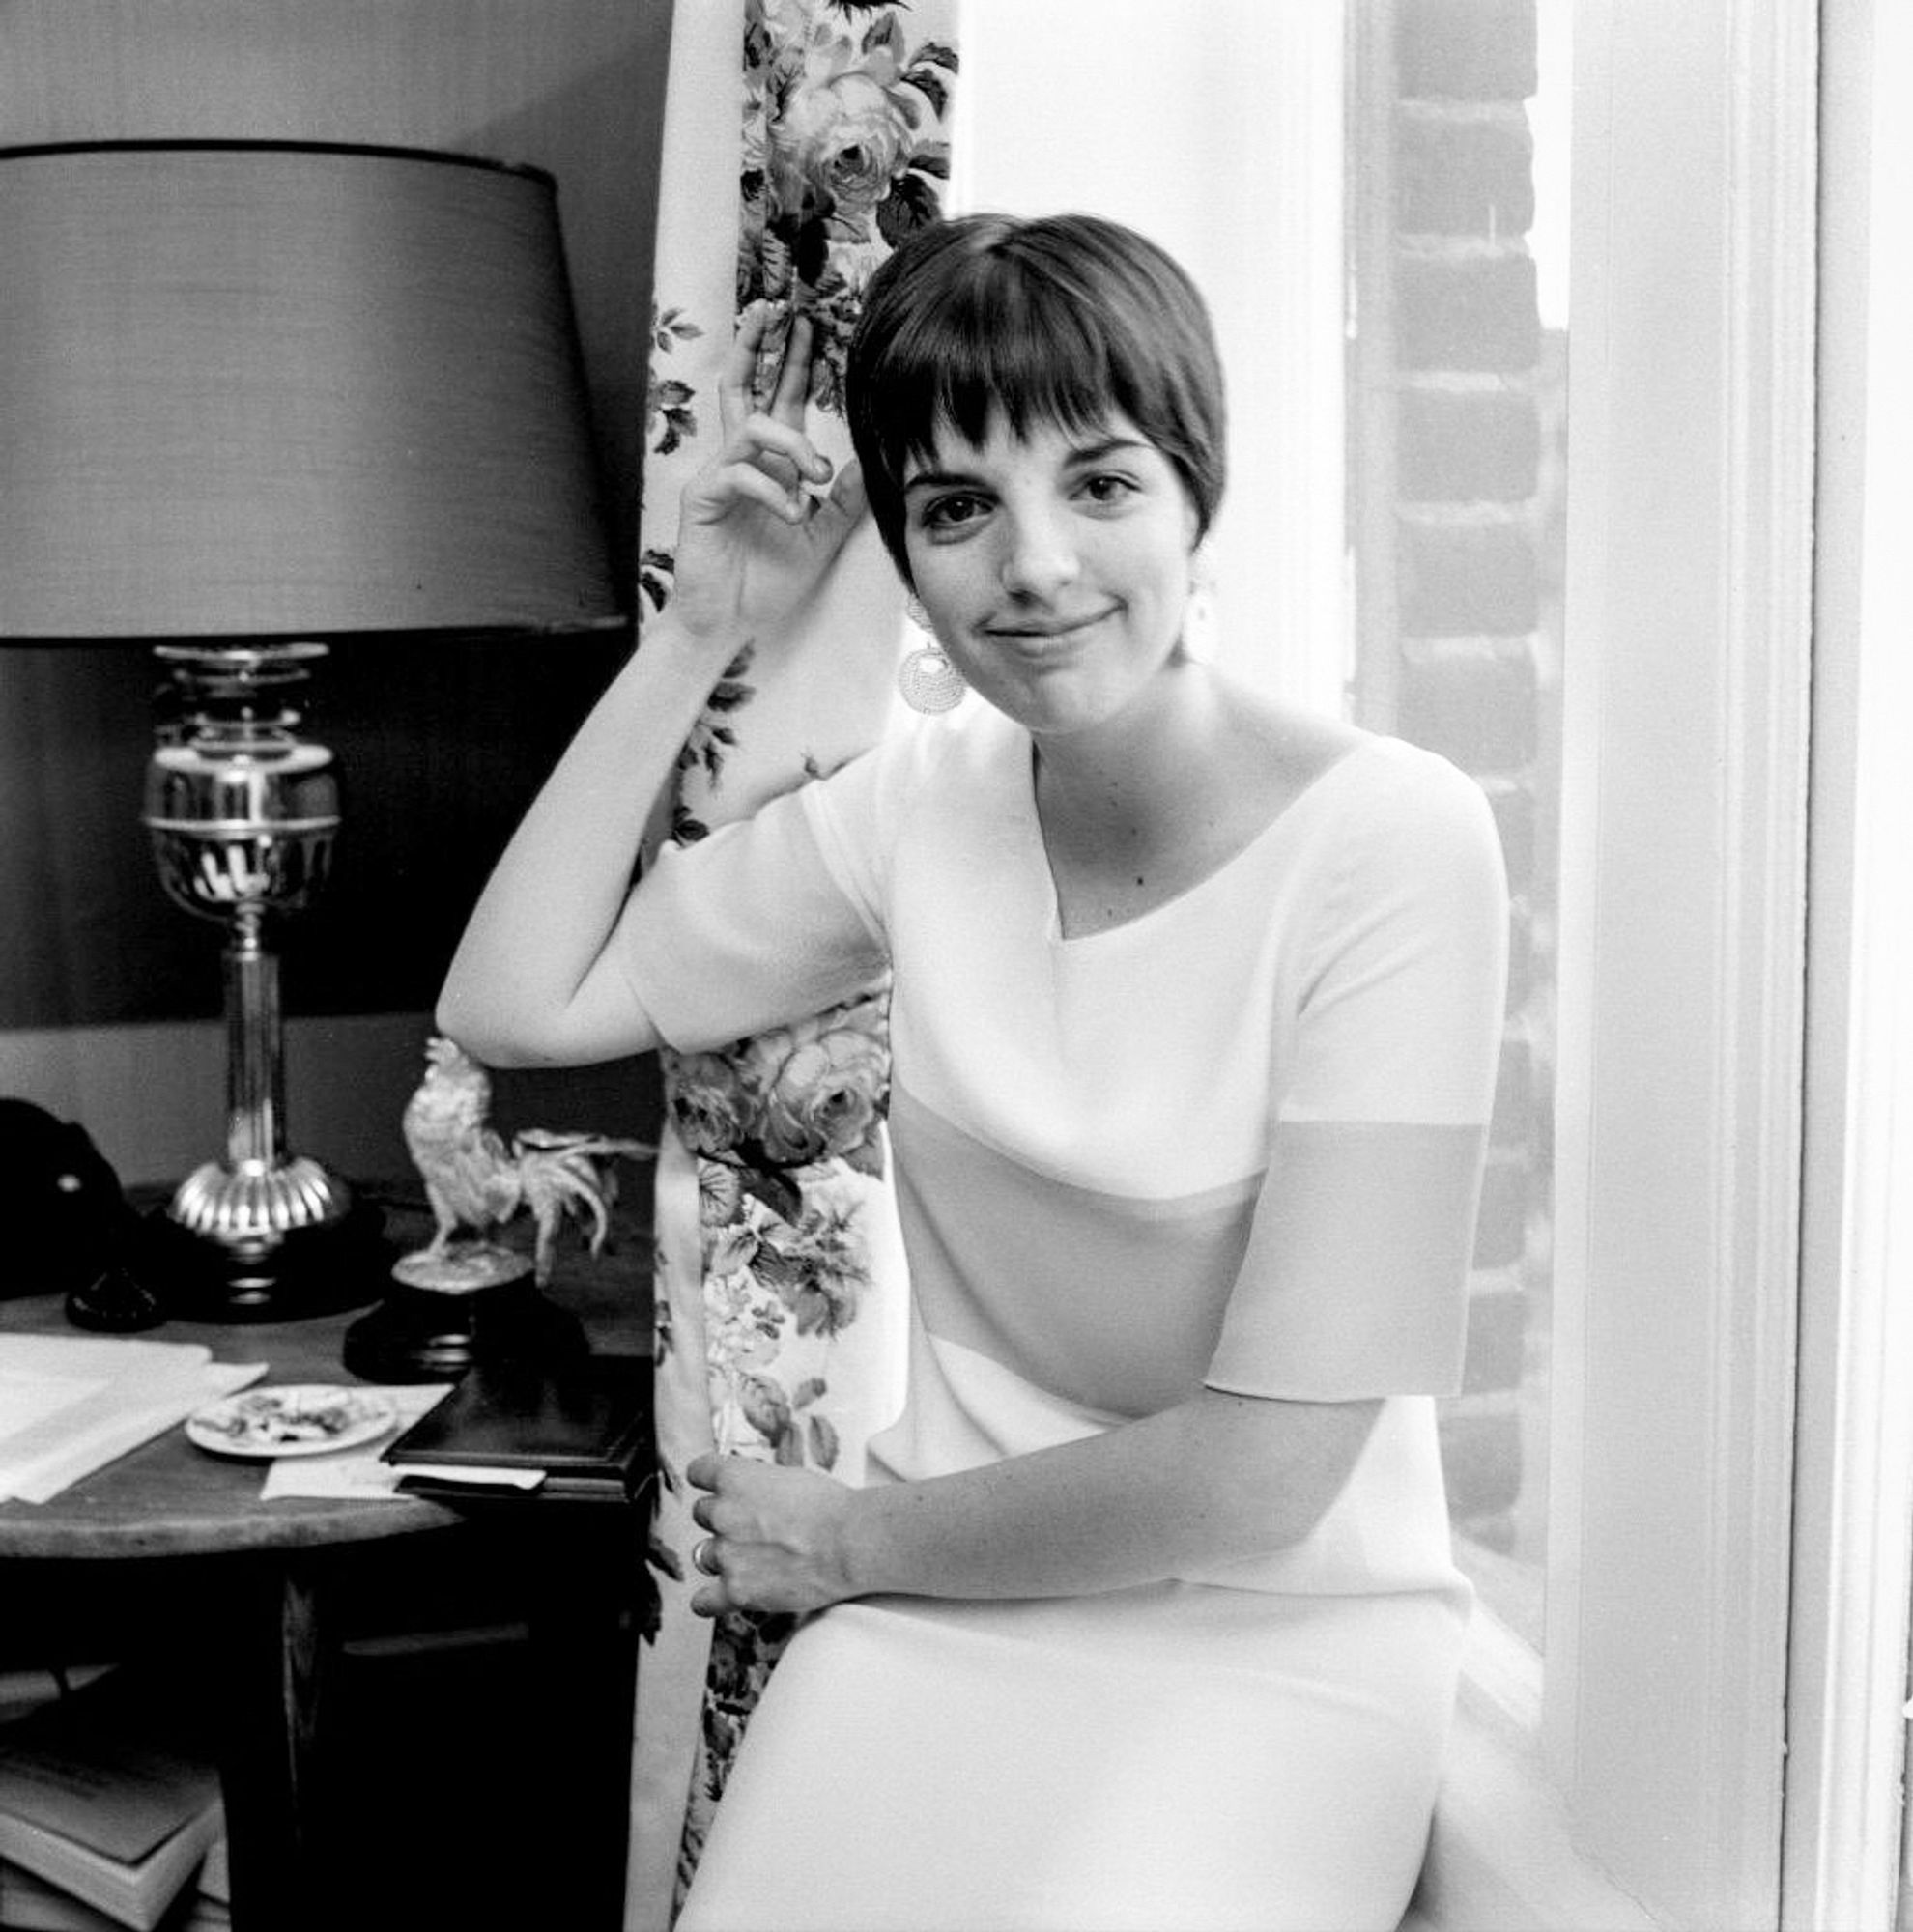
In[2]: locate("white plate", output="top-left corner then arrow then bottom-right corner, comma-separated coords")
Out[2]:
186,1383 -> 398,1459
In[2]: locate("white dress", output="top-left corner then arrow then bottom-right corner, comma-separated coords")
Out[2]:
618,703 -> 1508,1932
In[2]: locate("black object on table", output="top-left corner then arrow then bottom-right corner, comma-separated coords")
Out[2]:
386,1352 -> 652,1502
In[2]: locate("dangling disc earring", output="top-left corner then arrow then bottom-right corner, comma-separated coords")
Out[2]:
1183,546 -> 1219,660
898,595 -> 967,714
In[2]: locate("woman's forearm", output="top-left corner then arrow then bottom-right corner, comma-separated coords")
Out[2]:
839,1387 -> 1379,1603
435,609 -> 749,1066
438,306 -> 868,1069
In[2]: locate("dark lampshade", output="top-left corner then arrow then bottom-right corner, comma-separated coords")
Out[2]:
0,139 -> 621,642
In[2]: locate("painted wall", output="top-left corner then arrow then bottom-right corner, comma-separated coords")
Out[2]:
0,0 -> 671,1183
953,0 -> 1348,715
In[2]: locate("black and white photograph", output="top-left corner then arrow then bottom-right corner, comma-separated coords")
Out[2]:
2,5 -> 1907,1929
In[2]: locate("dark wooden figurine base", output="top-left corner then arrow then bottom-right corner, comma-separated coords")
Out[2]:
341,1277 -> 589,1382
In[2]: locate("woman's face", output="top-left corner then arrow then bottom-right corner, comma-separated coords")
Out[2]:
899,411 -> 1201,740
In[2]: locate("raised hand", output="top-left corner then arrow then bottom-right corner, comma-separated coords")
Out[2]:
668,302 -> 871,648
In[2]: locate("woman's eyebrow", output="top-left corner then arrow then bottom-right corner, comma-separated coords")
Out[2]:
1063,435 -> 1153,467
901,467 -> 983,496
902,436 -> 1152,496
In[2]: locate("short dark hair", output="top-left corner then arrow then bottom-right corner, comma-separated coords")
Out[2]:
845,213 -> 1227,582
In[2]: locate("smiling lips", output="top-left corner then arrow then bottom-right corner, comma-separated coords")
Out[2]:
984,605 -> 1119,644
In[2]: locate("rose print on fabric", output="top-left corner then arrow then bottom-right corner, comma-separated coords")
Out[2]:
679,1607 -> 798,1907
739,0 -> 956,413
669,645 -> 757,844
662,989 -> 886,1485
664,990 -> 892,1895
647,302 -> 705,459
670,994 -> 888,1187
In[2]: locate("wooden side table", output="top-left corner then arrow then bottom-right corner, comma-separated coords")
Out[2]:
0,1201 -> 654,1932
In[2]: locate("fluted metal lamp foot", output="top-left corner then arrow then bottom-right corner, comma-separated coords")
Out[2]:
140,645 -> 385,1321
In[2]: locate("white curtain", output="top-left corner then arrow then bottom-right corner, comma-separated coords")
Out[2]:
623,6 -> 960,1923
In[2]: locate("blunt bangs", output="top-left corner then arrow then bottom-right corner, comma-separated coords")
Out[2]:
847,214 -> 1227,580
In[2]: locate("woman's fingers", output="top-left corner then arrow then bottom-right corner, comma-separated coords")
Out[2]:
685,1459 -> 736,1616
717,301 -> 833,470
695,407 -> 831,521
715,301 -> 775,440
718,300 -> 814,427
690,1578 -> 735,1618
768,311 -> 815,423
678,1457 -> 849,1620
694,440 -> 840,531
757,447 -> 803,494
702,457 -> 809,526
674,304 -> 864,631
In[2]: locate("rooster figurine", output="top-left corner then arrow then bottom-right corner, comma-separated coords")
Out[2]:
395,1037 -> 650,1290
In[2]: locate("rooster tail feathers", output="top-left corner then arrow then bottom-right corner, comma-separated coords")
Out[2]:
514,1135 -> 651,1285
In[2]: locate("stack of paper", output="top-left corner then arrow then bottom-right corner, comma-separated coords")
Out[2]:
0,1338 -> 264,1505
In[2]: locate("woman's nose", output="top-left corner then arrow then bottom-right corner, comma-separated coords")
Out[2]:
997,508 -> 1079,600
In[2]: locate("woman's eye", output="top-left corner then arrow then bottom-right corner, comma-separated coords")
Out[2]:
1079,472 -> 1139,506
920,493 -> 988,533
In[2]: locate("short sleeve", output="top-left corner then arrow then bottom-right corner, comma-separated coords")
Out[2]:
1206,751 -> 1509,1400
611,750 -> 898,1052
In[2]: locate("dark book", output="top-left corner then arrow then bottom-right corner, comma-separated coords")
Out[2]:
382,1354 -> 652,1503
0,1670 -> 222,1932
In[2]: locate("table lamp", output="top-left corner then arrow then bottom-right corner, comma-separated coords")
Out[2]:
0,141 -> 624,1321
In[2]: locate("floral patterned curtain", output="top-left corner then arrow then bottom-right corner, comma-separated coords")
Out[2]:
624,6 -> 959,1925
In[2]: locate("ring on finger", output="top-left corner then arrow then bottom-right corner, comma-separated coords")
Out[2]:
693,1536 -> 721,1576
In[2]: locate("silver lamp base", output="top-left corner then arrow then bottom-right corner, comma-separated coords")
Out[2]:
170,1151 -> 353,1248
145,1196 -> 388,1323
140,642 -> 386,1322
151,1153 -> 385,1323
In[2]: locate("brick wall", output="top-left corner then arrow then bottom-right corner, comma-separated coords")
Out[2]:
1350,0 -> 1561,1595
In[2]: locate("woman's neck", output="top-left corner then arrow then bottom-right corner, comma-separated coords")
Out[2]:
1030,660 -> 1224,863
1028,663 -> 1365,940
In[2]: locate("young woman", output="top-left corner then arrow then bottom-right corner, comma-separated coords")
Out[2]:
439,213 -> 1508,1931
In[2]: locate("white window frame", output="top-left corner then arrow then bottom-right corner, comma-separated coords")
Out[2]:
1543,1 -> 1813,1922
1783,0 -> 1913,1925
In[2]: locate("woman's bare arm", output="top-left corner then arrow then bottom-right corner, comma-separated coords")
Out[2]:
435,307 -> 868,1067
686,1386 -> 1380,1616
434,615 -> 744,1065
